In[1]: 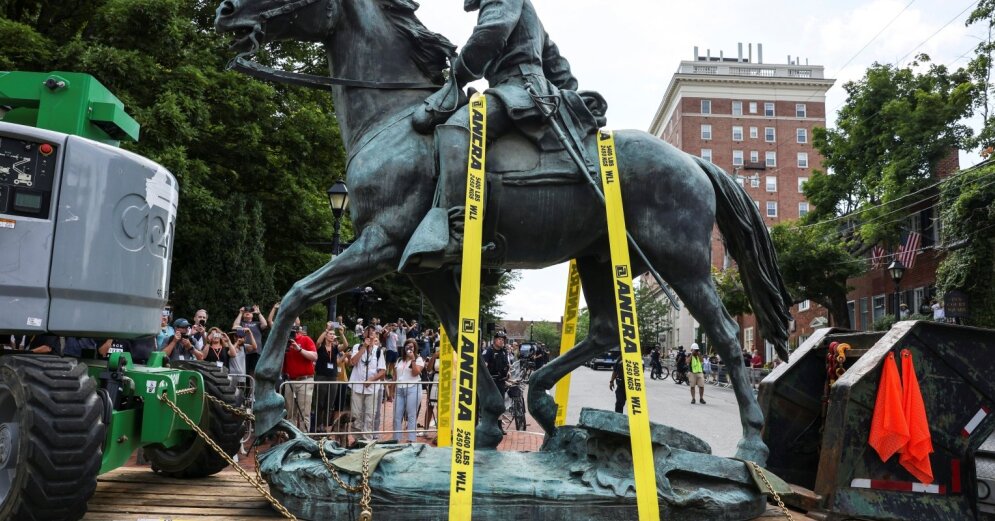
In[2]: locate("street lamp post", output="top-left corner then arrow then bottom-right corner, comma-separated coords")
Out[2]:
887,259 -> 906,324
326,181 -> 349,322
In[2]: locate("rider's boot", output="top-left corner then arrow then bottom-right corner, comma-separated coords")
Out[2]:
399,124 -> 469,274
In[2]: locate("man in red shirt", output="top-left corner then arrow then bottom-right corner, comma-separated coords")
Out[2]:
283,320 -> 317,431
750,350 -> 763,390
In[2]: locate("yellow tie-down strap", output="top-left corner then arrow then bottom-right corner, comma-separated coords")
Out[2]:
449,92 -> 487,521
598,129 -> 661,520
555,259 -> 582,427
437,327 -> 454,447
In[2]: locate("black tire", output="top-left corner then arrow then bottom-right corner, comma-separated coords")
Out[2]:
146,361 -> 244,478
661,366 -> 670,380
0,355 -> 105,521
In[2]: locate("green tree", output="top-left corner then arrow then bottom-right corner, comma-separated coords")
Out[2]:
936,163 -> 995,327
1,0 -> 346,323
770,222 -> 863,328
635,282 -> 671,347
807,58 -> 973,246
574,307 -> 590,343
967,1 -> 995,151
712,266 -> 752,317
530,321 -> 561,352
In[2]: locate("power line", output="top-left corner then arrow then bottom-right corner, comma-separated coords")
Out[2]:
896,0 -> 980,66
836,0 -> 918,74
714,0 -> 984,182
800,158 -> 995,230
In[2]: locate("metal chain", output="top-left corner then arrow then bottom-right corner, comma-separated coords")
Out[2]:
207,393 -> 255,420
158,392 -> 297,520
318,436 -> 375,521
749,461 -> 793,521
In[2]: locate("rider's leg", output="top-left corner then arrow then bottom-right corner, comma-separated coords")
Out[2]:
399,95 -> 512,273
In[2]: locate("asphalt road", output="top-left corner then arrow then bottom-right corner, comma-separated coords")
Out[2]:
559,365 -> 745,457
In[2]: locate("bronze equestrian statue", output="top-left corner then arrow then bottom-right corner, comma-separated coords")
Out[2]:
214,0 -> 791,469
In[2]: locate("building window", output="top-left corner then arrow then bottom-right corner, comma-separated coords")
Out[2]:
798,300 -> 810,311
872,295 -> 886,322
701,124 -> 712,140
735,176 -> 745,187
766,151 -> 777,167
701,99 -> 712,114
765,176 -> 777,192
754,200 -> 760,208
796,103 -> 807,117
848,300 -> 856,329
732,126 -> 743,141
733,150 -> 744,166
797,152 -> 809,168
765,102 -> 775,117
798,177 -> 808,193
751,177 -> 760,188
765,127 -> 776,142
732,101 -> 743,116
750,127 -> 758,139
701,148 -> 712,162
750,150 -> 759,163
749,102 -> 758,114
799,201 -> 809,217
766,201 -> 778,217
797,128 -> 807,143
859,297 -> 870,331
744,327 -> 754,351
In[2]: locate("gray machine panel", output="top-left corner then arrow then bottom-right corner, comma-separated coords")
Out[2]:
0,123 -> 68,333
0,122 -> 178,337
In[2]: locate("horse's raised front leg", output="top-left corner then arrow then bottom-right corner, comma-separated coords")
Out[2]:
529,257 -> 619,439
408,269 -> 506,450
253,224 -> 399,436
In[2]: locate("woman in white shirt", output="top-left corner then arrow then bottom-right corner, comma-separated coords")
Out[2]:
393,339 -> 425,443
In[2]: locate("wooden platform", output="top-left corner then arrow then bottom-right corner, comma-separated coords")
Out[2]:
85,467 -> 817,520
83,467 -> 284,521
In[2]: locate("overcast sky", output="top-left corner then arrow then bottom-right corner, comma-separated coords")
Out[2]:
413,0 -> 987,322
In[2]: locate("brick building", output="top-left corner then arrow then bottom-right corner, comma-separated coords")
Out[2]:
644,44 -> 835,361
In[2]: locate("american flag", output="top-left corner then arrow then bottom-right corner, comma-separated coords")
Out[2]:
898,231 -> 922,268
871,244 -> 887,270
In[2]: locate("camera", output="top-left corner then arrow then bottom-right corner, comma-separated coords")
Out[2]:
181,333 -> 191,340
197,319 -> 206,326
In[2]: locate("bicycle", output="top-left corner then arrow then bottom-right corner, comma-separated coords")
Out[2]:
671,368 -> 689,385
648,360 -> 669,380
500,379 -> 527,432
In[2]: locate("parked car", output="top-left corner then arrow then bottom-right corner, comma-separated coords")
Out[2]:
587,349 -> 620,370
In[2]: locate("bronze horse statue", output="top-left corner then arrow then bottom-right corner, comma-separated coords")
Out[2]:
214,0 -> 791,464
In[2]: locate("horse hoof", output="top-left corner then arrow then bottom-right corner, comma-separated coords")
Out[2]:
252,392 -> 288,436
734,437 -> 769,466
475,423 -> 503,450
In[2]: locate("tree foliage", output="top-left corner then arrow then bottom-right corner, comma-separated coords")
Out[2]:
529,321 -> 561,352
770,222 -> 862,328
634,281 -> 671,347
807,58 -> 973,246
936,163 -> 995,328
712,266 -> 752,317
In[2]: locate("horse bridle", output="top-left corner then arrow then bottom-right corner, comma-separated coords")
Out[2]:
229,0 -> 444,91
228,56 -> 443,90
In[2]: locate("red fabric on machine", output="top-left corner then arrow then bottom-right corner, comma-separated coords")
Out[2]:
869,352 -> 909,462
899,349 -> 934,483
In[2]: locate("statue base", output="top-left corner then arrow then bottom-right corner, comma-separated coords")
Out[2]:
259,408 -> 783,520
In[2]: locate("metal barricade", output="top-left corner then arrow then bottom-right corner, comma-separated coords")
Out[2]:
277,379 -> 441,445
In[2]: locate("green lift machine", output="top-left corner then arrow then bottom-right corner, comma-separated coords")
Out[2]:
0,71 -> 245,521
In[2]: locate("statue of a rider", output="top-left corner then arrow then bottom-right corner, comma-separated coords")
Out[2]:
400,0 -> 605,273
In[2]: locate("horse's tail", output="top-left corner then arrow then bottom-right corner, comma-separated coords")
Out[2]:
693,156 -> 792,362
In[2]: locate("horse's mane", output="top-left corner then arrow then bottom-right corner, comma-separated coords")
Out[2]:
377,0 -> 457,84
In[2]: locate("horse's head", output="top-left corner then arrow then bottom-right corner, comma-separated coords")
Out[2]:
214,0 -> 339,54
